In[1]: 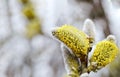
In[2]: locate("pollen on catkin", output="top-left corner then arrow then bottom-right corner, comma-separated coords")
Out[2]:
90,40 -> 118,68
52,25 -> 90,59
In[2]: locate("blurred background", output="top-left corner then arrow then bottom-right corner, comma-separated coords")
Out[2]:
0,0 -> 120,77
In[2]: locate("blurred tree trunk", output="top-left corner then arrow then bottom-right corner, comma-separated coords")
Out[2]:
89,0 -> 110,37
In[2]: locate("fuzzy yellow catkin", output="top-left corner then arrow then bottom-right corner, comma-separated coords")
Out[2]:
26,19 -> 42,38
20,0 -> 29,4
89,40 -> 118,71
21,0 -> 43,38
52,25 -> 90,59
22,3 -> 35,19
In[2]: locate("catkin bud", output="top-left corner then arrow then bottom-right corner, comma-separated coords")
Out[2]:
52,25 -> 90,59
61,44 -> 80,76
89,36 -> 118,71
82,19 -> 96,45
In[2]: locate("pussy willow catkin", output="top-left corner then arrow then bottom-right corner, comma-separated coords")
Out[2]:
20,0 -> 42,38
61,45 -> 80,76
52,25 -> 90,59
22,3 -> 35,19
89,40 -> 118,71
